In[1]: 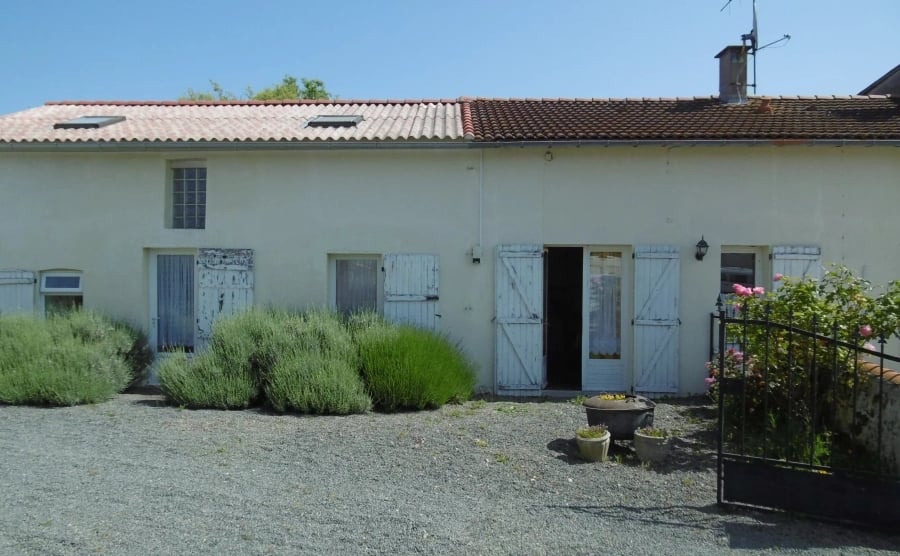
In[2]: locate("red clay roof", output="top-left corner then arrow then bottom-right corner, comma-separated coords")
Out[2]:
464,96 -> 900,142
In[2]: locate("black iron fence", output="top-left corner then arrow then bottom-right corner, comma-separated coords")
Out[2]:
709,299 -> 900,529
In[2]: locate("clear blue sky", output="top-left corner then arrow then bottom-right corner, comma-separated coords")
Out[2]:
2,0 -> 897,114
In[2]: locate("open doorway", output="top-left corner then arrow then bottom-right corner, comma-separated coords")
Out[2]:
545,247 -> 582,389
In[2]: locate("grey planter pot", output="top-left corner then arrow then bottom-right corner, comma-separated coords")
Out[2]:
576,431 -> 611,462
633,430 -> 671,463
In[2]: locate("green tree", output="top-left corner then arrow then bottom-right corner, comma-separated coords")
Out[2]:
181,75 -> 331,101
182,80 -> 237,101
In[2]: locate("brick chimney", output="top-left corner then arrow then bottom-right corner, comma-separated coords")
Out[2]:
715,46 -> 749,104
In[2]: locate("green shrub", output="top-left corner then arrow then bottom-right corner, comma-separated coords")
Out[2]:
169,307 -> 362,411
265,351 -> 371,414
209,308 -> 288,387
158,352 -> 257,409
357,324 -> 476,411
0,312 -> 134,405
346,311 -> 386,340
301,308 -> 358,366
46,311 -> 152,387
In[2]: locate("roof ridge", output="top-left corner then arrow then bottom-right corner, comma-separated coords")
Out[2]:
43,99 -> 461,107
467,94 -> 896,103
42,95 -> 895,108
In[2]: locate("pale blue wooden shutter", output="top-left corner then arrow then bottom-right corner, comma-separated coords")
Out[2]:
633,246 -> 680,393
495,244 -> 543,394
0,270 -> 35,314
383,254 -> 439,330
197,248 -> 254,350
772,246 -> 821,290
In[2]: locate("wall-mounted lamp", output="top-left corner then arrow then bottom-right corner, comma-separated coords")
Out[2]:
544,151 -> 553,162
695,236 -> 709,261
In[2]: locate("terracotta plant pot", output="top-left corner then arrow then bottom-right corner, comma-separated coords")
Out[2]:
633,430 -> 671,463
576,431 -> 611,462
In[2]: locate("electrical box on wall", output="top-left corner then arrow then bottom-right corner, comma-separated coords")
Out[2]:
471,245 -> 483,264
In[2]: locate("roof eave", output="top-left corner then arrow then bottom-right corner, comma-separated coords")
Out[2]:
3,138 -> 900,152
471,138 -> 900,148
0,139 -> 471,152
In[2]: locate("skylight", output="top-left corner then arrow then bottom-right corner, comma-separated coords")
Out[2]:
306,115 -> 363,128
54,116 -> 126,129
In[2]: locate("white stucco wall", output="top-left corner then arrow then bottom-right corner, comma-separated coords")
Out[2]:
1,144 -> 898,395
481,145 -> 900,394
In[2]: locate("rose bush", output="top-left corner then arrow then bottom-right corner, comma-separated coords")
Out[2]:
708,265 -> 900,464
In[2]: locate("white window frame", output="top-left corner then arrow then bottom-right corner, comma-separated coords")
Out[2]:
39,271 -> 83,315
40,271 -> 82,294
328,254 -> 384,315
167,159 -> 207,230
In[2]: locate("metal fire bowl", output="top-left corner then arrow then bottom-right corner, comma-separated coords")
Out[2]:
582,394 -> 656,441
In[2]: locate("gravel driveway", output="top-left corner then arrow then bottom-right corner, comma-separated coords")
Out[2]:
0,394 -> 896,555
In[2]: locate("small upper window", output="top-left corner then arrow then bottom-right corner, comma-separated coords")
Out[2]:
40,271 -> 83,316
306,115 -> 363,128
54,116 -> 126,129
41,272 -> 82,293
171,166 -> 206,229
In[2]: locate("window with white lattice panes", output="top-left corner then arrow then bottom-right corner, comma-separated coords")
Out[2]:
169,161 -> 206,229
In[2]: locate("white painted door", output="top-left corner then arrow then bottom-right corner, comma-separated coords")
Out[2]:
633,245 -> 680,394
495,244 -> 543,394
0,270 -> 35,314
383,253 -> 439,330
582,250 -> 628,391
197,248 -> 254,350
772,245 -> 821,289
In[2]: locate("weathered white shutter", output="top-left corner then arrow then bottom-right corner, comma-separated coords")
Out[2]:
197,248 -> 254,350
383,254 -> 439,330
633,246 -> 680,393
772,245 -> 821,289
0,270 -> 35,314
495,244 -> 543,394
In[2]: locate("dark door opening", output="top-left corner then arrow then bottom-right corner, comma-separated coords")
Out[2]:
545,247 -> 582,389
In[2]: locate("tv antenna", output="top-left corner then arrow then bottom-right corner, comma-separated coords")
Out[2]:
720,0 -> 791,93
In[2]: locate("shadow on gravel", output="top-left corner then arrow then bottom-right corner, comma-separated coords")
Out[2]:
129,397 -> 170,408
547,438 -> 634,465
552,502 -> 725,531
547,438 -> 591,465
554,503 -> 898,550
722,519 -> 899,550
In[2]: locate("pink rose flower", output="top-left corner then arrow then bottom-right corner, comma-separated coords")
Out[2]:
752,286 -> 765,295
864,342 -> 876,351
859,324 -> 873,338
732,284 -> 751,297
704,377 -> 717,387
732,351 -> 744,362
773,273 -> 784,282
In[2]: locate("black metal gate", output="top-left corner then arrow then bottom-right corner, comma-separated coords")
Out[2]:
710,301 -> 900,529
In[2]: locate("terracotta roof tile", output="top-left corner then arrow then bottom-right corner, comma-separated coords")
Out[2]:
4,96 -> 900,145
464,96 -> 900,142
